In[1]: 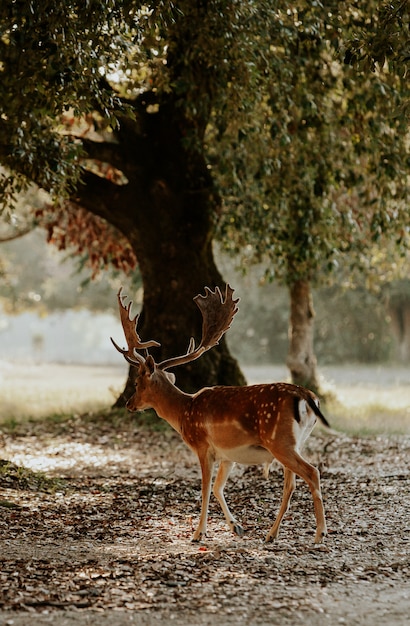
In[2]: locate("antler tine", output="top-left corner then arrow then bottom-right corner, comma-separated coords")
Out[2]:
158,284 -> 239,371
187,337 -> 196,354
194,284 -> 239,350
110,287 -> 160,366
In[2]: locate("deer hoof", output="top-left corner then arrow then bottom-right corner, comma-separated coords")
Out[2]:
231,522 -> 245,537
314,530 -> 327,545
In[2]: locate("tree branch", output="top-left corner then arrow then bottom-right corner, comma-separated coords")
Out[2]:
0,225 -> 34,243
80,137 -> 126,173
71,170 -> 133,234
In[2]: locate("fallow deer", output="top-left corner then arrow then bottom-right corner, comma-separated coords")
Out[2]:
111,285 -> 329,544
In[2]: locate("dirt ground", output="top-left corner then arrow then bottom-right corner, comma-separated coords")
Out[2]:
1,397 -> 409,626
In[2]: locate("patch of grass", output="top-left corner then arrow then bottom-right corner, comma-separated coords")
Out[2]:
1,363 -> 408,438
0,406 -> 170,438
0,499 -> 21,509
0,460 -> 67,493
2,399 -> 408,438
0,364 -> 125,423
0,412 -> 79,436
0,416 -> 20,432
324,398 -> 410,436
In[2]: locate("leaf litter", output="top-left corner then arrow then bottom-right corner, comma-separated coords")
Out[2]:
0,412 -> 409,625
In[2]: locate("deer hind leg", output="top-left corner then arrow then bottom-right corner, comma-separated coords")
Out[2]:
213,460 -> 244,537
267,450 -> 327,544
192,451 -> 214,542
265,467 -> 296,542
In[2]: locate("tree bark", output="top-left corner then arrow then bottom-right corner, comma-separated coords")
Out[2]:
72,94 -> 246,404
286,279 -> 320,392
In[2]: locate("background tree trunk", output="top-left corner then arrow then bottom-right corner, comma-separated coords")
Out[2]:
388,302 -> 410,363
286,279 -> 320,392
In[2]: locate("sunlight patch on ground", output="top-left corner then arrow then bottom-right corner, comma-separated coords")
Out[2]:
6,440 -> 134,473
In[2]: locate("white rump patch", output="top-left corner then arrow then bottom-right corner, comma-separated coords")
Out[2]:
293,399 -> 317,449
299,399 -> 309,422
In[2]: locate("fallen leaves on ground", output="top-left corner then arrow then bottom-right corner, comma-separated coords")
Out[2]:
0,413 -> 409,624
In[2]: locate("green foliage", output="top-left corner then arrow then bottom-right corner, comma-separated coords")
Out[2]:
0,0 -> 408,294
0,1 -> 272,200
0,0 -> 138,205
345,0 -> 410,78
215,1 -> 410,288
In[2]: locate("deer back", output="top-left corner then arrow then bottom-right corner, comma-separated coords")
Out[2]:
181,382 -> 321,452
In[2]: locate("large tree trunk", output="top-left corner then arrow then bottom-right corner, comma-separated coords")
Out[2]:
113,229 -> 245,405
74,95 -> 246,404
286,279 -> 319,392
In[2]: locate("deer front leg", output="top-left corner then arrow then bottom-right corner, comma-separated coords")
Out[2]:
265,467 -> 296,542
192,451 -> 214,542
213,460 -> 244,537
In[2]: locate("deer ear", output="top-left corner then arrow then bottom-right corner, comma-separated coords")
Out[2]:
145,354 -> 156,375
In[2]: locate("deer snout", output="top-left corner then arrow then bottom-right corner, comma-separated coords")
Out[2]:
126,396 -> 139,412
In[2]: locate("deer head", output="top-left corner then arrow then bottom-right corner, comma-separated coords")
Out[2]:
111,284 -> 239,411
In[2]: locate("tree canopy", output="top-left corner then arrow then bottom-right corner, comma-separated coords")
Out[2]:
212,3 -> 410,387
0,1 -> 264,205
0,1 -> 409,394
2,1 -> 408,268
216,3 -> 410,284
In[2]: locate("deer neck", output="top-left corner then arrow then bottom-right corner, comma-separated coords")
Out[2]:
151,382 -> 193,434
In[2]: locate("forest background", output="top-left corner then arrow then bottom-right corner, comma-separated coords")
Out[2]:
0,224 -> 409,369
0,0 -> 409,404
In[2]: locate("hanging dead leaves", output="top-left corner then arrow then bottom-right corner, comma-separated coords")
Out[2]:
0,414 -> 410,624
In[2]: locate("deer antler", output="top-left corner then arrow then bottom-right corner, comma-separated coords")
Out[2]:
158,284 -> 239,371
111,285 -> 239,370
110,288 -> 160,366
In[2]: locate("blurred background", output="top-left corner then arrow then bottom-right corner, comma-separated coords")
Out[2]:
0,226 -> 409,368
